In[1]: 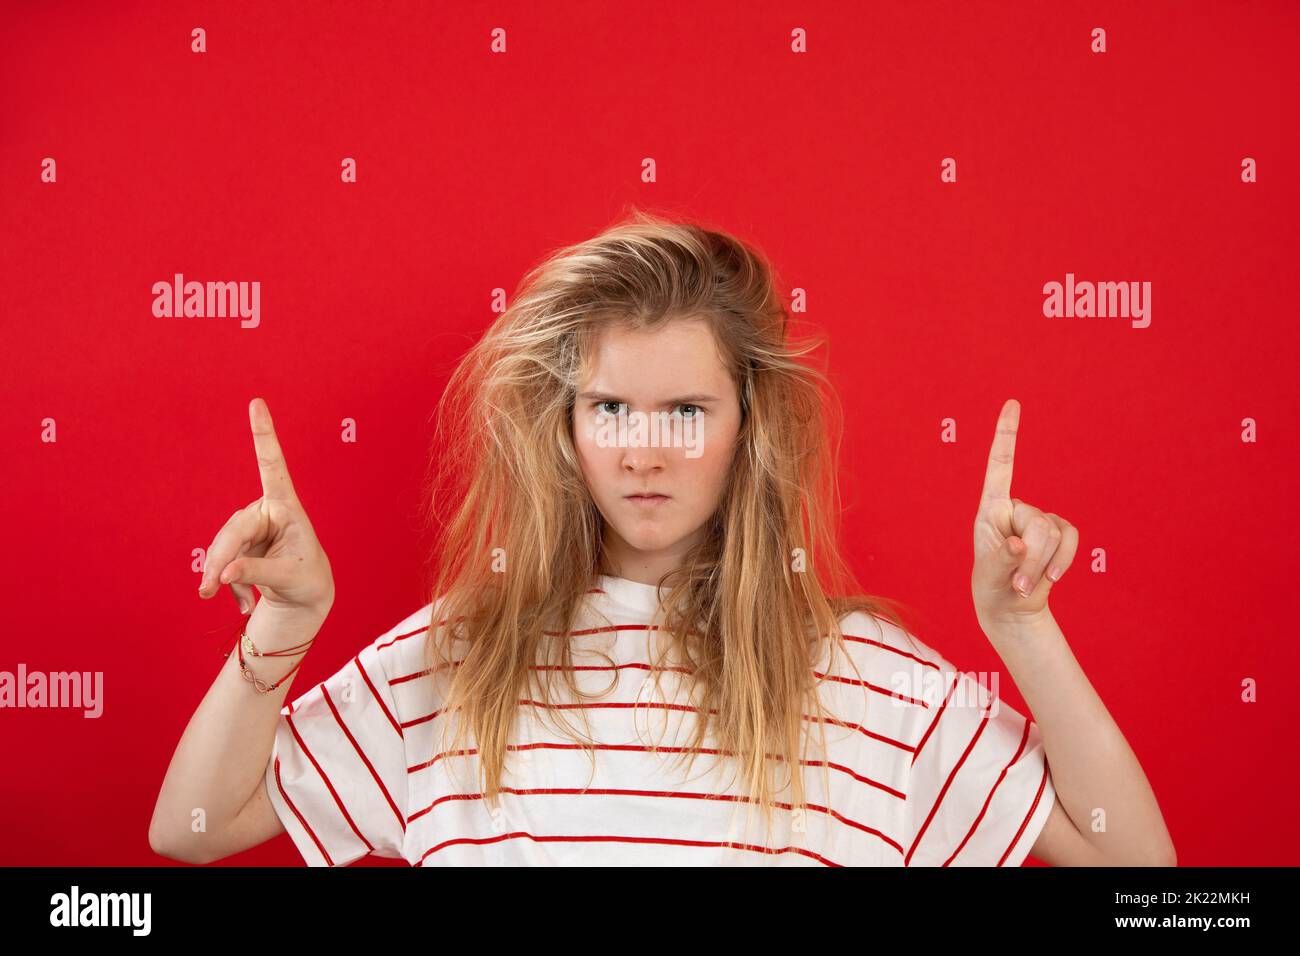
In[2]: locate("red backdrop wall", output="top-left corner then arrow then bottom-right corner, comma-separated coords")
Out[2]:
2,0 -> 1296,866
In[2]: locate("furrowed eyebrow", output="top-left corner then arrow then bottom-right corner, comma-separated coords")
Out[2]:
578,391 -> 719,406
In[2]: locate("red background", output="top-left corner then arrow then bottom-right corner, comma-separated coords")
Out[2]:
1,1 -> 1296,866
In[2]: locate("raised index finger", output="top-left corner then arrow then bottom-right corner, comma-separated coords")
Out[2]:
979,398 -> 1020,506
249,397 -> 298,502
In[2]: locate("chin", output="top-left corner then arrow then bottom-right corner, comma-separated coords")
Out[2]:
614,526 -> 681,552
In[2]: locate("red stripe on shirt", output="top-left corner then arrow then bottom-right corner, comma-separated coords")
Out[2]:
941,715 -> 1033,866
353,652 -> 403,739
910,667 -> 963,765
813,670 -> 929,707
386,621 -> 937,702
272,754 -> 335,867
390,660 -> 688,685
417,829 -> 843,866
321,684 -> 406,832
398,699 -> 916,752
406,740 -> 908,799
839,632 -> 943,670
286,699 -> 375,854
376,617 -> 456,651
904,673 -> 995,866
379,612 -> 939,672
996,759 -> 1051,867
556,622 -> 678,637
405,783 -> 904,859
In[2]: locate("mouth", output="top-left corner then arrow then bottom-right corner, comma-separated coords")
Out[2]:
624,493 -> 670,506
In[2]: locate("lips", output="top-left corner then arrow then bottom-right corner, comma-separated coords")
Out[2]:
625,493 -> 670,505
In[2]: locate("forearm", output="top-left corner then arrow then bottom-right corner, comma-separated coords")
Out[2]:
149,607 -> 325,859
982,609 -> 1175,865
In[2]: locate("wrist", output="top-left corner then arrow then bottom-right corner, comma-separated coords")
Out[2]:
226,610 -> 322,696
977,606 -> 1058,643
244,602 -> 328,654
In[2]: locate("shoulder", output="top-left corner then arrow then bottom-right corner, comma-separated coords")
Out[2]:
829,608 -> 959,707
367,600 -> 439,680
833,608 -> 951,671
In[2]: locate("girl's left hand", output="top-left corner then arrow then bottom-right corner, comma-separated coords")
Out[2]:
971,399 -> 1079,631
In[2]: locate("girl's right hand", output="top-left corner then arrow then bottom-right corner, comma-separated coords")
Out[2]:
197,398 -> 335,622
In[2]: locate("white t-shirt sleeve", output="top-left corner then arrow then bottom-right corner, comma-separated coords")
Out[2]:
262,627 -> 410,867
898,637 -> 1056,867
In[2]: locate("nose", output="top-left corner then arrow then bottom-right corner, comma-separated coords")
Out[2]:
620,447 -> 666,474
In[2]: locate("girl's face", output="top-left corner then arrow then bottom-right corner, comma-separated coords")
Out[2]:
572,316 -> 743,585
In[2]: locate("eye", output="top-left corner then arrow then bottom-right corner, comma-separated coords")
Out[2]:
593,401 -> 703,417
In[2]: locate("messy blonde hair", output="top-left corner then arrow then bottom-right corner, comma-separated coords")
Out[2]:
417,206 -> 916,848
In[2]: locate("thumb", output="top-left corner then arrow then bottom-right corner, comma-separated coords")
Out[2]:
975,535 -> 1026,591
219,555 -> 295,593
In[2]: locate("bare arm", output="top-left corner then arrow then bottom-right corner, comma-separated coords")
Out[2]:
990,609 -> 1175,866
969,400 -> 1174,866
149,397 -> 336,864
148,606 -> 325,863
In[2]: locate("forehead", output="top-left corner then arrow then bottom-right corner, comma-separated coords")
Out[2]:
579,317 -> 730,394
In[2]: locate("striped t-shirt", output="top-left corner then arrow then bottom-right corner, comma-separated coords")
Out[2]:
263,574 -> 1056,867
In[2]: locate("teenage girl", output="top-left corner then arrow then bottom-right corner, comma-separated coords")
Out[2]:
149,210 -> 1175,867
